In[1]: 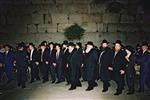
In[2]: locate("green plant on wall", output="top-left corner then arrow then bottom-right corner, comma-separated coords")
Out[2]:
64,23 -> 85,40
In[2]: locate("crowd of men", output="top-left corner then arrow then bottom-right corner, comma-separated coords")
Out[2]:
0,40 -> 150,95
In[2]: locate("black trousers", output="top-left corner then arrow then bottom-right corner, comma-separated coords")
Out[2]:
50,65 -> 56,81
39,62 -> 49,81
126,73 -> 135,91
30,62 -> 40,81
70,67 -> 81,88
114,77 -> 125,92
81,67 -> 87,81
17,67 -> 27,87
102,80 -> 110,90
65,67 -> 71,84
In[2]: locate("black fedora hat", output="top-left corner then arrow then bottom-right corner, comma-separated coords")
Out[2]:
114,40 -> 123,46
102,39 -> 109,44
141,42 -> 149,47
76,42 -> 82,48
29,43 -> 35,47
125,45 -> 135,53
17,42 -> 25,48
4,44 -> 12,48
86,41 -> 94,46
68,42 -> 75,47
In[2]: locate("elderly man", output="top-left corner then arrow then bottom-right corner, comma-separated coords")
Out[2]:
84,42 -> 98,91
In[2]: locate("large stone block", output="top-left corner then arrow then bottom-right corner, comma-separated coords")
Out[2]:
55,4 -> 89,14
51,14 -> 68,23
97,23 -> 107,32
41,0 -> 54,4
142,25 -> 150,32
72,0 -> 90,4
27,24 -> 37,33
58,23 -> 74,32
81,14 -> 102,23
0,15 -> 6,25
120,14 -> 135,23
117,24 -> 138,32
31,14 -> 43,24
88,4 -> 106,14
107,24 -> 118,32
103,13 -> 120,23
15,25 -> 27,33
38,24 -> 57,33
81,23 -> 97,32
56,0 -> 73,4
69,14 -> 82,24
13,0 -> 26,5
31,0 -> 42,4
21,15 -> 32,25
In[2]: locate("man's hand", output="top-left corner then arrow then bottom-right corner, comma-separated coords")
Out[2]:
53,63 -> 56,66
81,64 -> 84,68
66,64 -> 69,68
108,67 -> 113,71
45,61 -> 49,65
35,62 -> 39,65
120,70 -> 125,75
0,63 -> 2,68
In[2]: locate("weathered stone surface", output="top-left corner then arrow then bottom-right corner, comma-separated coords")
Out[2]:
117,24 -> 138,32
58,23 -> 74,32
38,24 -> 57,33
81,14 -> 102,23
27,24 -> 37,33
81,22 -> 97,32
88,4 -> 106,14
52,14 -> 68,23
107,24 -> 118,32
31,14 -> 43,24
0,0 -> 150,46
120,14 -> 135,23
103,13 -> 120,23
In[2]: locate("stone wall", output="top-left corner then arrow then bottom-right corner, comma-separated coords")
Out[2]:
0,0 -> 150,46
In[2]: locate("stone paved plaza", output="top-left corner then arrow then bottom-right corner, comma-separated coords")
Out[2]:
0,78 -> 150,100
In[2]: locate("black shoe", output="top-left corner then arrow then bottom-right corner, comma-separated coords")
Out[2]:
93,83 -> 98,87
30,80 -> 34,83
17,83 -> 21,87
56,81 -> 61,84
42,80 -> 48,83
36,77 -> 40,81
81,80 -> 86,82
51,80 -> 55,84
127,91 -> 134,95
102,88 -> 108,92
86,87 -> 93,91
6,80 -> 12,84
137,89 -> 144,93
69,87 -> 76,90
66,83 -> 70,86
22,85 -> 26,89
114,91 -> 122,95
77,83 -> 82,87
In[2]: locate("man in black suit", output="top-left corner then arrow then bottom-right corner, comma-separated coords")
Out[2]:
28,43 -> 40,83
62,41 -> 70,85
84,42 -> 98,91
14,42 -> 29,88
98,40 -> 114,92
125,46 -> 136,95
67,42 -> 83,90
38,43 -> 49,83
53,44 -> 64,83
137,42 -> 150,92
110,40 -> 127,95
48,42 -> 56,83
